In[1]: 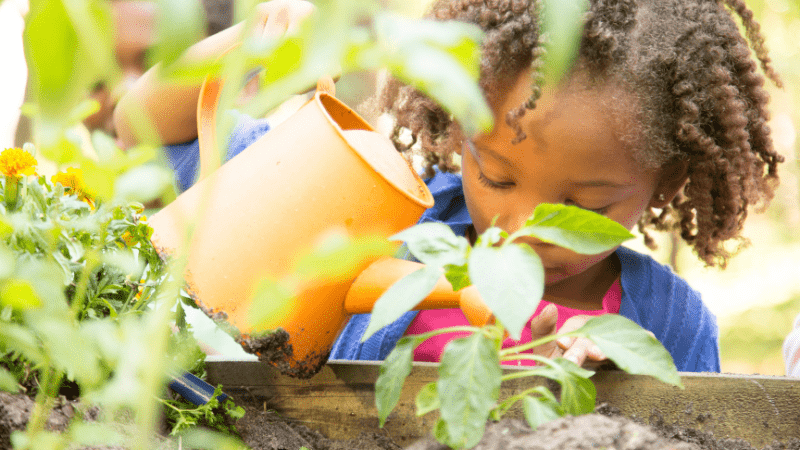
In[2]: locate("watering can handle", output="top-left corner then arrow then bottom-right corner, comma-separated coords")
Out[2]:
196,43 -> 337,180
343,258 -> 494,327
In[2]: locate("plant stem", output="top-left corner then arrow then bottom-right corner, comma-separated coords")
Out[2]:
70,252 -> 98,320
411,325 -> 481,343
26,366 -> 63,443
499,355 -> 559,381
4,175 -> 20,210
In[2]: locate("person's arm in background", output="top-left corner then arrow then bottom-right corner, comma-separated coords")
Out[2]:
113,0 -> 314,149
783,313 -> 800,377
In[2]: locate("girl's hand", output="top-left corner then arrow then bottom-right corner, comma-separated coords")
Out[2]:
527,303 -> 565,359
555,315 -> 608,368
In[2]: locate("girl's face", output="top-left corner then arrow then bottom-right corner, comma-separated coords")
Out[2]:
459,71 -> 668,287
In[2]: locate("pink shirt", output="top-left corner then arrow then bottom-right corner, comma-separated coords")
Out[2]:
405,279 -> 622,366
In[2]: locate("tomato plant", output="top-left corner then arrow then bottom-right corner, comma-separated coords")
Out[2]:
370,204 -> 684,449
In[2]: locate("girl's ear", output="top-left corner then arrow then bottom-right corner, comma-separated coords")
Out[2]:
650,160 -> 689,208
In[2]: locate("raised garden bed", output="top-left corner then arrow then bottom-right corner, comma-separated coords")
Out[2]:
206,359 -> 800,449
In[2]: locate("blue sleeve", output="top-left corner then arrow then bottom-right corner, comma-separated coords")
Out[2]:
162,113 -> 272,192
617,246 -> 720,373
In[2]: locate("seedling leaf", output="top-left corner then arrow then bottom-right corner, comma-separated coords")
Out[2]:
391,222 -> 469,267
376,337 -> 415,427
0,367 -> 20,393
415,382 -> 440,417
443,264 -> 470,291
522,204 -> 634,254
572,315 -> 684,388
534,358 -> 596,415
522,388 -> 563,429
468,245 -> 544,339
437,333 -> 501,449
363,266 -> 442,342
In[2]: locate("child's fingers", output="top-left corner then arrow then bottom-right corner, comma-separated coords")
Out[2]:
528,304 -> 562,359
562,337 -> 596,366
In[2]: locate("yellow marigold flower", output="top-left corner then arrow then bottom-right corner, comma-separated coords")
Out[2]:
0,148 -> 37,177
52,167 -> 94,205
120,230 -> 136,247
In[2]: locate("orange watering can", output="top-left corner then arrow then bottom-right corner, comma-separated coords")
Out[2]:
149,75 -> 492,378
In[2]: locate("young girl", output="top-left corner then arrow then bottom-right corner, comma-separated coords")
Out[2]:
116,0 -> 783,373
330,0 -> 783,373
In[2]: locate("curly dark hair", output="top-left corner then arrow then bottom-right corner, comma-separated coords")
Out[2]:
378,0 -> 784,267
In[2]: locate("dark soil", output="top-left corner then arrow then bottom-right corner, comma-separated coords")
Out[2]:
4,391 -> 800,450
233,401 -> 800,450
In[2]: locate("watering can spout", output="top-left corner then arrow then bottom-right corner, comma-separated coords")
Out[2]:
148,73 -> 490,379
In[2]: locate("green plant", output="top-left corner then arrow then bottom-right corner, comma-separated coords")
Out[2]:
5,0 -> 596,448
159,385 -> 246,435
370,204 -> 684,449
0,149 -> 242,449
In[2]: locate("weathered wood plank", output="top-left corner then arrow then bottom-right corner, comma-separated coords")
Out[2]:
206,359 -> 800,448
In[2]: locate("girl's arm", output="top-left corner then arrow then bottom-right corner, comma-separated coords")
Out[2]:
113,0 -> 314,149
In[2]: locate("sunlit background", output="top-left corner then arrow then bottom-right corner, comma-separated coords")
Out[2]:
1,0 -> 799,375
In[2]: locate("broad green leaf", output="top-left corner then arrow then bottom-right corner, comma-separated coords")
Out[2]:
293,231 -> 394,283
25,0 -> 80,117
415,381 -> 440,417
0,367 -> 20,393
540,0 -> 588,86
40,132 -> 81,166
113,164 -> 174,204
437,332 -> 501,449
522,203 -> 634,255
391,222 -> 469,267
468,245 -> 544,339
373,13 -> 492,136
149,0 -> 206,68
0,323 -> 46,364
475,226 -> 505,248
534,358 -> 596,415
77,159 -> 116,201
258,39 -> 304,85
363,266 -> 442,342
572,314 -> 683,387
376,337 -> 415,426
247,278 -> 295,330
36,318 -> 104,386
68,422 -> 124,446
443,264 -> 470,291
432,418 -> 451,446
522,388 -> 563,429
0,279 -> 42,310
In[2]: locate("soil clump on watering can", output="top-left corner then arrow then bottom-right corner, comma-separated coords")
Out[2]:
238,329 -> 330,380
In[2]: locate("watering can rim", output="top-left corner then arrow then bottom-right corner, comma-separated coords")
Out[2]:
196,57 -> 435,210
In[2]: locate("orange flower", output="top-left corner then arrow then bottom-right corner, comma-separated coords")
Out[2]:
52,167 -> 93,205
0,148 -> 37,177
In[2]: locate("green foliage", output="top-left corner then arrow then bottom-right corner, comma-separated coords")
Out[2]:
372,204 -> 681,449
0,154 -> 241,448
540,0 -> 589,86
160,385 -> 246,436
367,203 -> 635,341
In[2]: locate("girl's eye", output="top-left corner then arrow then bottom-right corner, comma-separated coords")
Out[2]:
565,199 -> 610,215
478,172 -> 515,190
